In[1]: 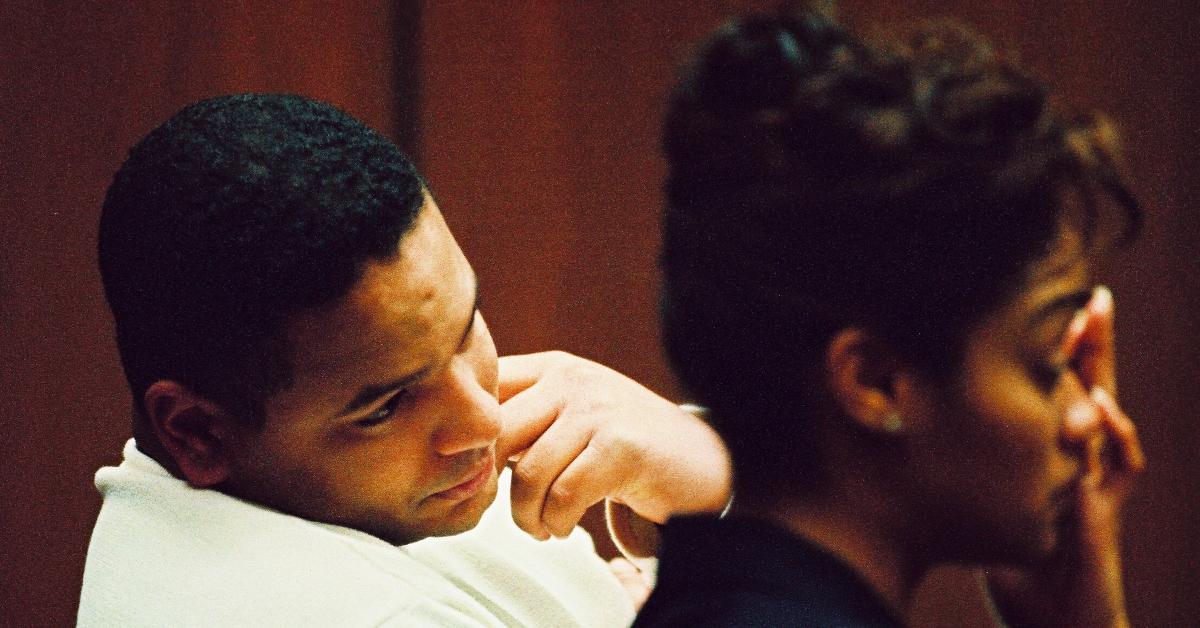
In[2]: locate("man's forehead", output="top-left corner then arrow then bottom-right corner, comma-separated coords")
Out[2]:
283,197 -> 474,376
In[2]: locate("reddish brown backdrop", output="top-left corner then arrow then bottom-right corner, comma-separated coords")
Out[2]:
2,2 -> 1195,626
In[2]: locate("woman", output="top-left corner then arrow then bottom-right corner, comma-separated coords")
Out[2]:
637,6 -> 1144,627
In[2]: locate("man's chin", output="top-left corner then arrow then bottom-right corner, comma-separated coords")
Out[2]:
402,469 -> 501,543
341,471 -> 502,546
434,473 -> 500,534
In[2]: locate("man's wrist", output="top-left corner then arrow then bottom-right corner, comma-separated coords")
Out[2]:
679,403 -> 735,515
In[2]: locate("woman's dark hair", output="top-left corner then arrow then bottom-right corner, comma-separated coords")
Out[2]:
660,6 -> 1140,498
99,94 -> 426,426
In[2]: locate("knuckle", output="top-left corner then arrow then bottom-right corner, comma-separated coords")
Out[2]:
510,460 -> 543,489
546,517 -> 575,538
554,352 -> 603,383
547,481 -> 577,510
558,362 -> 587,385
545,350 -> 574,369
595,429 -> 642,464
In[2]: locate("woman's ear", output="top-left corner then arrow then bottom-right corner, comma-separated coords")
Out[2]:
142,381 -> 236,487
825,328 -> 921,436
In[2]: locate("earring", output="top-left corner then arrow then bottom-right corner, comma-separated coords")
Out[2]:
882,412 -> 904,434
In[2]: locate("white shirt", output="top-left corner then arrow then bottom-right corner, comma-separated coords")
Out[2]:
78,440 -> 634,627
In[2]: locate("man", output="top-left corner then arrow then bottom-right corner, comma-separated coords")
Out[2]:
78,93 -> 730,626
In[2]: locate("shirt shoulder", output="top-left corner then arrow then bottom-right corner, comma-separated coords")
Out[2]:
79,444 -> 633,628
79,442 -> 489,627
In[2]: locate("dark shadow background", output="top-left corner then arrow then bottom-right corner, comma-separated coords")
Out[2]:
2,2 -> 1195,626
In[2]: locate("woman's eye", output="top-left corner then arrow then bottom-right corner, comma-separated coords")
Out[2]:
355,390 -> 408,429
1032,360 -> 1069,389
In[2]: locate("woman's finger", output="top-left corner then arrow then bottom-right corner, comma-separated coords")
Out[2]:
1092,386 -> 1146,480
1077,286 -> 1117,395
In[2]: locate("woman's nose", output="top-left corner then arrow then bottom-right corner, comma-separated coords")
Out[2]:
433,358 -> 502,456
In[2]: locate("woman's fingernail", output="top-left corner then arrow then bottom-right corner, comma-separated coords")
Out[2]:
1093,285 -> 1113,314
1091,385 -> 1112,405
1067,308 -> 1088,340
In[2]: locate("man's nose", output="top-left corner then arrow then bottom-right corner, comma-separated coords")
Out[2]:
433,358 -> 502,456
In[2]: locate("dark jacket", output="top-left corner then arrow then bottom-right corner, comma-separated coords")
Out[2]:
634,515 -> 904,627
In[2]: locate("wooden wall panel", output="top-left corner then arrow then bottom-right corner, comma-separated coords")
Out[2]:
0,3 -> 401,625
421,0 -> 749,395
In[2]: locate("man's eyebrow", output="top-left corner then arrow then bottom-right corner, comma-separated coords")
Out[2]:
1028,288 -> 1093,330
337,366 -> 433,418
335,274 -> 479,419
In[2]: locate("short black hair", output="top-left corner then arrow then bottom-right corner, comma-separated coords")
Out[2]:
99,93 -> 426,426
661,7 -> 1140,498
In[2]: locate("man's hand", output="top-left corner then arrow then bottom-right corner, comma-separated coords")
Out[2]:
985,286 -> 1146,628
495,351 -> 732,540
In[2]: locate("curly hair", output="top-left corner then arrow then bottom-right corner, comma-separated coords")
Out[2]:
660,6 -> 1140,497
99,94 -> 426,426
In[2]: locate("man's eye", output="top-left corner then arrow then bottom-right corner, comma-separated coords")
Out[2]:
355,390 -> 408,428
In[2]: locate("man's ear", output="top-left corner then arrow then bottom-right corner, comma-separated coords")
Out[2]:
143,381 -> 236,487
824,328 -> 923,436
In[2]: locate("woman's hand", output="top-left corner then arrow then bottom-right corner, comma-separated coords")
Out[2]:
984,286 -> 1146,628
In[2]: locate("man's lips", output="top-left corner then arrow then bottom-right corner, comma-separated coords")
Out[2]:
430,451 -> 495,501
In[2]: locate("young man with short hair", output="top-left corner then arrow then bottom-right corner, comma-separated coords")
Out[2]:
79,93 -> 730,627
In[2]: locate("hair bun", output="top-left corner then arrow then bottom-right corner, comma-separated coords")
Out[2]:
689,9 -> 850,117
